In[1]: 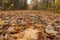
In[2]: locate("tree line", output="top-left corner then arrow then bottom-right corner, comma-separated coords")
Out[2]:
0,0 -> 60,11
0,0 -> 28,10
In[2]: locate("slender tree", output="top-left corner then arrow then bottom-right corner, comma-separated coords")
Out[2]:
18,0 -> 27,10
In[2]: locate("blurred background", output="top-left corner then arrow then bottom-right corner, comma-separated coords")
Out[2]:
0,0 -> 60,12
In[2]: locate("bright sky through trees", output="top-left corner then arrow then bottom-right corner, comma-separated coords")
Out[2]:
27,0 -> 31,4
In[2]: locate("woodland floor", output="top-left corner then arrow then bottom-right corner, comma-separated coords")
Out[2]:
0,10 -> 60,40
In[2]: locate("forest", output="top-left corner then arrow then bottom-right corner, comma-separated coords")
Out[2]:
0,0 -> 60,12
0,0 -> 60,10
0,0 -> 60,40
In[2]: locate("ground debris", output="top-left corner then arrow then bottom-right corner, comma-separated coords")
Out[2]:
0,10 -> 60,40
